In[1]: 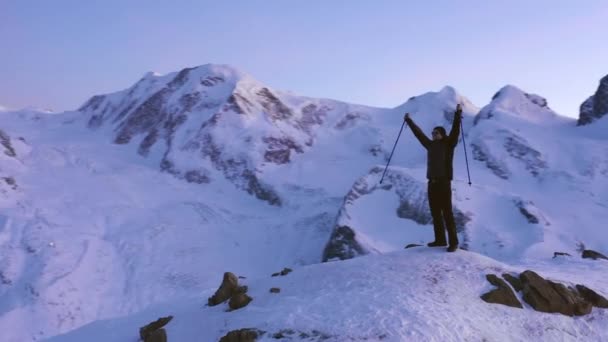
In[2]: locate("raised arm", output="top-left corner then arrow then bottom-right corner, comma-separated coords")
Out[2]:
447,104 -> 463,147
404,113 -> 431,149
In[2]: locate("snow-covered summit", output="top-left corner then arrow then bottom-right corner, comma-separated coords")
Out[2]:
474,85 -> 559,125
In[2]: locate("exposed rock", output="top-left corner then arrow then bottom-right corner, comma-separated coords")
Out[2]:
0,129 -> 16,157
270,287 -> 281,293
144,329 -> 167,342
502,273 -> 523,292
229,293 -> 253,310
503,134 -> 546,177
262,136 -> 303,164
471,141 -> 510,180
219,328 -> 264,342
271,268 -> 292,277
576,285 -> 608,308
242,169 -> 282,206
520,270 -> 591,316
3,177 -> 17,190
582,249 -> 608,261
480,274 -> 523,308
553,252 -> 572,259
296,104 -> 330,135
578,75 -> 608,126
208,272 -> 239,306
139,316 -> 173,341
184,170 -> 210,184
115,88 -> 171,145
256,88 -> 292,121
514,200 -> 539,224
271,329 -> 332,340
396,199 -> 431,225
322,225 -> 367,262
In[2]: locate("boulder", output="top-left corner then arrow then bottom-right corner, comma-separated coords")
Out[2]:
520,270 -> 591,316
208,272 -> 239,306
480,274 -> 523,308
582,249 -> 608,261
139,316 -> 173,341
219,328 -> 264,342
576,285 -> 608,308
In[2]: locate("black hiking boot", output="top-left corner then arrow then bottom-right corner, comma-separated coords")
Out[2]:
447,244 -> 459,252
427,241 -> 447,247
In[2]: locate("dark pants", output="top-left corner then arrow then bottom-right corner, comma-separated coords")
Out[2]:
428,180 -> 458,246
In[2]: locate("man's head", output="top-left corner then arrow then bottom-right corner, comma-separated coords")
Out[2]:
432,126 -> 446,141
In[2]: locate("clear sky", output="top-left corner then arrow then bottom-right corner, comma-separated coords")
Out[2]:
2,1 -> 607,118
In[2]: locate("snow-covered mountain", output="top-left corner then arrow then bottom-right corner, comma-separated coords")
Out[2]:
1,64 -> 607,341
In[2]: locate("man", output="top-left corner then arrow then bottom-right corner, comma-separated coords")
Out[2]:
404,104 -> 462,252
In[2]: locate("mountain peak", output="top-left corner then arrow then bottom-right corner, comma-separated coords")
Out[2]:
475,85 -> 555,125
578,73 -> 608,126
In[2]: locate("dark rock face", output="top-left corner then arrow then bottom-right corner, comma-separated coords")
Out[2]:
322,225 -> 367,262
256,88 -> 292,121
297,104 -> 329,136
503,134 -> 546,177
552,252 -> 572,259
520,270 -> 591,316
271,268 -> 292,277
524,93 -> 548,108
513,200 -> 542,224
262,137 -> 303,164
480,274 -> 523,308
582,249 -> 608,261
0,129 -> 16,157
471,142 -> 510,180
219,328 -> 265,342
139,316 -> 173,341
396,199 -> 432,225
578,75 -> 608,126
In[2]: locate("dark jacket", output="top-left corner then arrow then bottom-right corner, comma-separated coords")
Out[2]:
405,111 -> 462,180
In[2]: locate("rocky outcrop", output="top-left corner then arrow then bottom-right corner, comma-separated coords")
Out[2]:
322,225 -> 367,262
0,129 -> 16,157
482,271 -> 608,317
208,272 -> 252,311
503,133 -> 547,177
471,141 -> 510,180
219,328 -> 265,342
502,273 -> 523,292
480,274 -> 523,308
576,285 -> 608,308
271,268 -> 292,277
578,75 -> 608,126
520,270 -> 592,316
139,316 -> 173,342
582,249 -> 608,261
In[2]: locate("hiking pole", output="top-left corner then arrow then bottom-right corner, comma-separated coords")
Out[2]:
460,115 -> 472,186
380,118 -> 407,184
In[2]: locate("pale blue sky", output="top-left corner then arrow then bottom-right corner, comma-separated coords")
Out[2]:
2,1 -> 607,118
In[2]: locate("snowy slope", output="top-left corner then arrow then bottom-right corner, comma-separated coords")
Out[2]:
50,249 -> 608,342
1,65 -> 607,341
